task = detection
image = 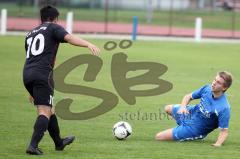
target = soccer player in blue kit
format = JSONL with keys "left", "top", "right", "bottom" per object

{"left": 155, "top": 71, "right": 233, "bottom": 147}
{"left": 23, "top": 6, "right": 100, "bottom": 155}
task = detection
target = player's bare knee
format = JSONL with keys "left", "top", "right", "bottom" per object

{"left": 164, "top": 105, "right": 173, "bottom": 115}
{"left": 37, "top": 105, "right": 51, "bottom": 119}
{"left": 155, "top": 133, "right": 160, "bottom": 140}
{"left": 155, "top": 133, "right": 164, "bottom": 141}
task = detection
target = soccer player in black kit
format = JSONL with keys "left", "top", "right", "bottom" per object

{"left": 23, "top": 6, "right": 100, "bottom": 155}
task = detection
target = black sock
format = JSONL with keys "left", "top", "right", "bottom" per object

{"left": 30, "top": 115, "right": 49, "bottom": 148}
{"left": 48, "top": 114, "right": 62, "bottom": 147}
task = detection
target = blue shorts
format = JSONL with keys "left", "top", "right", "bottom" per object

{"left": 172, "top": 104, "right": 206, "bottom": 141}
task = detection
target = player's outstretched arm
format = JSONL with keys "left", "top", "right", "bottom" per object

{"left": 177, "top": 93, "right": 193, "bottom": 114}
{"left": 64, "top": 34, "right": 100, "bottom": 56}
{"left": 212, "top": 129, "right": 228, "bottom": 147}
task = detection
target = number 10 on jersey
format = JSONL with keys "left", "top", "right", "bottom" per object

{"left": 26, "top": 33, "right": 45, "bottom": 58}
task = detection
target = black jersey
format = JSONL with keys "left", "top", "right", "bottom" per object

{"left": 23, "top": 22, "right": 68, "bottom": 72}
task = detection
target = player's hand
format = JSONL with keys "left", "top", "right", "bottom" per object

{"left": 29, "top": 95, "right": 34, "bottom": 104}
{"left": 87, "top": 44, "right": 100, "bottom": 56}
{"left": 177, "top": 106, "right": 189, "bottom": 114}
{"left": 211, "top": 143, "right": 222, "bottom": 147}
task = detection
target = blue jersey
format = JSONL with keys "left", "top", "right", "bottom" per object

{"left": 190, "top": 85, "right": 231, "bottom": 135}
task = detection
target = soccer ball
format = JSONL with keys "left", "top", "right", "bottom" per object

{"left": 113, "top": 121, "right": 132, "bottom": 140}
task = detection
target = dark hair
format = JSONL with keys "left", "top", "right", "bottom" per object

{"left": 40, "top": 5, "right": 59, "bottom": 23}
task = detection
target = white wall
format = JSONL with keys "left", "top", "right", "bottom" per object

{"left": 101, "top": 0, "right": 190, "bottom": 10}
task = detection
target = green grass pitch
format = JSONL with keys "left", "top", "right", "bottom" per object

{"left": 0, "top": 35, "right": 240, "bottom": 159}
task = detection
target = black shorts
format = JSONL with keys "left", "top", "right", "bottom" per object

{"left": 23, "top": 69, "right": 54, "bottom": 107}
